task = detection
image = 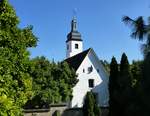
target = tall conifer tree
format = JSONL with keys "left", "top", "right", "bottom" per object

{"left": 141, "top": 52, "right": 150, "bottom": 115}
{"left": 118, "top": 53, "right": 132, "bottom": 116}
{"left": 109, "top": 57, "right": 119, "bottom": 116}
{"left": 83, "top": 92, "right": 101, "bottom": 116}
{"left": 120, "top": 53, "right": 131, "bottom": 88}
{"left": 83, "top": 92, "right": 95, "bottom": 116}
{"left": 123, "top": 16, "right": 150, "bottom": 116}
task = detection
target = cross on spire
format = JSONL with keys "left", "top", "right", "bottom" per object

{"left": 71, "top": 8, "right": 78, "bottom": 31}
{"left": 73, "top": 8, "right": 77, "bottom": 18}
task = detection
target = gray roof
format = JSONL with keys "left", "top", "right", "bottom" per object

{"left": 66, "top": 18, "right": 82, "bottom": 42}
{"left": 64, "top": 48, "right": 91, "bottom": 71}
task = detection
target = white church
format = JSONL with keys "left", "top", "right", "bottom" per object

{"left": 64, "top": 17, "right": 109, "bottom": 108}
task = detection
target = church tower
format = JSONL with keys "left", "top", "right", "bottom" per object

{"left": 66, "top": 17, "right": 83, "bottom": 58}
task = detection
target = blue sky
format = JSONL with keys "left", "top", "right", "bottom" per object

{"left": 9, "top": 0, "right": 150, "bottom": 63}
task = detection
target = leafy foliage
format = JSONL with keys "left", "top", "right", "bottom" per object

{"left": 123, "top": 15, "right": 150, "bottom": 116}
{"left": 25, "top": 56, "right": 77, "bottom": 109}
{"left": 122, "top": 16, "right": 150, "bottom": 57}
{"left": 130, "top": 60, "right": 143, "bottom": 88}
{"left": 83, "top": 92, "right": 101, "bottom": 116}
{"left": 100, "top": 60, "right": 110, "bottom": 74}
{"left": 0, "top": 0, "right": 78, "bottom": 113}
{"left": 53, "top": 110, "right": 61, "bottom": 116}
{"left": 140, "top": 53, "right": 150, "bottom": 115}
{"left": 0, "top": 0, "right": 37, "bottom": 115}
{"left": 122, "top": 16, "right": 147, "bottom": 40}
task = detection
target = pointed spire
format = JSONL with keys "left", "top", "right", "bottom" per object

{"left": 71, "top": 17, "right": 77, "bottom": 31}
{"left": 66, "top": 17, "right": 82, "bottom": 42}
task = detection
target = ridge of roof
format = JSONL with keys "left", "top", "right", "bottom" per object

{"left": 64, "top": 48, "right": 91, "bottom": 71}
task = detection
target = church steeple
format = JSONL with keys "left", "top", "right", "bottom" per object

{"left": 71, "top": 17, "right": 77, "bottom": 31}
{"left": 66, "top": 18, "right": 83, "bottom": 58}
{"left": 66, "top": 18, "right": 82, "bottom": 42}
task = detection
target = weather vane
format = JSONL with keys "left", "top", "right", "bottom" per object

{"left": 73, "top": 8, "right": 77, "bottom": 18}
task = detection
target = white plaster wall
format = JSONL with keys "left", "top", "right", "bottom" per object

{"left": 71, "top": 50, "right": 109, "bottom": 108}
{"left": 88, "top": 51, "right": 109, "bottom": 107}
{"left": 66, "top": 41, "right": 83, "bottom": 58}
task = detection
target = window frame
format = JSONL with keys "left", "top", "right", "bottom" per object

{"left": 83, "top": 69, "right": 85, "bottom": 73}
{"left": 88, "top": 66, "right": 93, "bottom": 74}
{"left": 75, "top": 44, "right": 79, "bottom": 49}
{"left": 88, "top": 79, "right": 94, "bottom": 88}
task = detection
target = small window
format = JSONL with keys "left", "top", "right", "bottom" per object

{"left": 97, "top": 69, "right": 99, "bottom": 73}
{"left": 75, "top": 44, "right": 78, "bottom": 49}
{"left": 88, "top": 79, "right": 94, "bottom": 88}
{"left": 88, "top": 66, "right": 93, "bottom": 73}
{"left": 67, "top": 44, "right": 69, "bottom": 50}
{"left": 83, "top": 69, "right": 85, "bottom": 73}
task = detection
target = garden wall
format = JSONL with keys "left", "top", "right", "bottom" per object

{"left": 24, "top": 104, "right": 68, "bottom": 116}
{"left": 24, "top": 105, "right": 109, "bottom": 116}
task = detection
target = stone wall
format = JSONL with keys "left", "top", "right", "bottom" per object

{"left": 24, "top": 105, "right": 109, "bottom": 116}
{"left": 24, "top": 109, "right": 50, "bottom": 116}
{"left": 101, "top": 107, "right": 109, "bottom": 116}
{"left": 62, "top": 107, "right": 109, "bottom": 116}
{"left": 24, "top": 104, "right": 68, "bottom": 116}
{"left": 50, "top": 104, "right": 68, "bottom": 115}
{"left": 62, "top": 108, "right": 83, "bottom": 116}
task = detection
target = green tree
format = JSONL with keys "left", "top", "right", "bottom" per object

{"left": 25, "top": 56, "right": 60, "bottom": 109}
{"left": 109, "top": 53, "right": 132, "bottom": 116}
{"left": 83, "top": 92, "right": 101, "bottom": 116}
{"left": 25, "top": 57, "right": 77, "bottom": 109}
{"left": 118, "top": 53, "right": 132, "bottom": 116}
{"left": 119, "top": 53, "right": 131, "bottom": 89}
{"left": 0, "top": 0, "right": 37, "bottom": 115}
{"left": 126, "top": 60, "right": 143, "bottom": 116}
{"left": 123, "top": 16, "right": 150, "bottom": 57}
{"left": 53, "top": 110, "right": 61, "bottom": 116}
{"left": 123, "top": 16, "right": 150, "bottom": 115}
{"left": 93, "top": 94, "right": 101, "bottom": 116}
{"left": 57, "top": 62, "right": 78, "bottom": 101}
{"left": 50, "top": 61, "right": 77, "bottom": 103}
{"left": 130, "top": 60, "right": 143, "bottom": 88}
{"left": 108, "top": 57, "right": 119, "bottom": 116}
{"left": 109, "top": 55, "right": 143, "bottom": 116}
{"left": 100, "top": 60, "right": 110, "bottom": 74}
{"left": 141, "top": 53, "right": 150, "bottom": 115}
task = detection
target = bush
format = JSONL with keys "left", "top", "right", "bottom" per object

{"left": 53, "top": 110, "right": 61, "bottom": 116}
{"left": 83, "top": 92, "right": 101, "bottom": 116}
